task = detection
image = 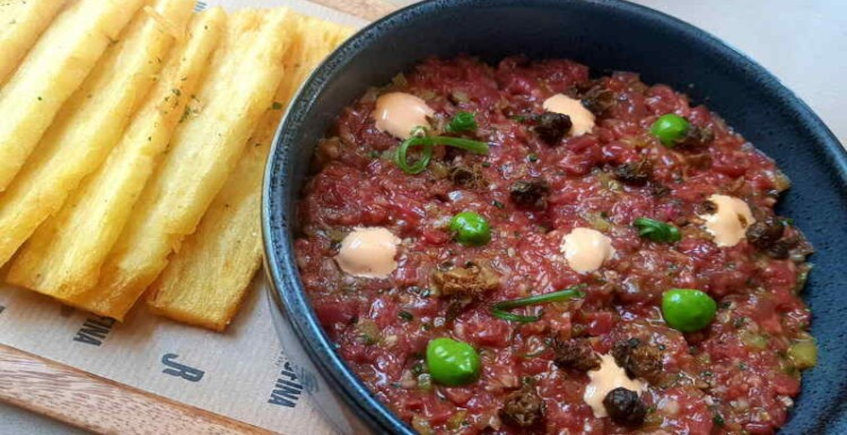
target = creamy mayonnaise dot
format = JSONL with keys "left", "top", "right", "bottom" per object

{"left": 542, "top": 93, "right": 596, "bottom": 136}
{"left": 561, "top": 227, "right": 615, "bottom": 273}
{"left": 373, "top": 92, "right": 435, "bottom": 139}
{"left": 583, "top": 354, "right": 647, "bottom": 418}
{"left": 335, "top": 227, "right": 401, "bottom": 278}
{"left": 700, "top": 194, "right": 755, "bottom": 247}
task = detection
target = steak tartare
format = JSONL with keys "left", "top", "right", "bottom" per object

{"left": 294, "top": 56, "right": 816, "bottom": 434}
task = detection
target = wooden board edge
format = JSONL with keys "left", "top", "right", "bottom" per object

{"left": 309, "top": 0, "right": 396, "bottom": 21}
{"left": 0, "top": 344, "right": 272, "bottom": 434}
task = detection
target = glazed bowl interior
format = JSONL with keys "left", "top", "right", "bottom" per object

{"left": 263, "top": 0, "right": 847, "bottom": 432}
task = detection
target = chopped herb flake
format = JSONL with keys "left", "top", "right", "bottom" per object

{"left": 491, "top": 284, "right": 586, "bottom": 323}
{"left": 446, "top": 111, "right": 478, "bottom": 133}
{"left": 634, "top": 217, "right": 681, "bottom": 243}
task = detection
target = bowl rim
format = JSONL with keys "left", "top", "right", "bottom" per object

{"left": 262, "top": 0, "right": 847, "bottom": 432}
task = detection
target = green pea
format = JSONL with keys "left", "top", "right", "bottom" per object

{"left": 650, "top": 114, "right": 690, "bottom": 146}
{"left": 662, "top": 289, "right": 717, "bottom": 332}
{"left": 426, "top": 337, "right": 481, "bottom": 386}
{"left": 449, "top": 211, "right": 491, "bottom": 246}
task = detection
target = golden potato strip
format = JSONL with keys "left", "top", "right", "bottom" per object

{"left": 0, "top": 0, "right": 194, "bottom": 267}
{"left": 144, "top": 122, "right": 269, "bottom": 331}
{"left": 0, "top": 0, "right": 146, "bottom": 191}
{"left": 146, "top": 15, "right": 353, "bottom": 331}
{"left": 0, "top": 0, "right": 66, "bottom": 86}
{"left": 6, "top": 9, "right": 226, "bottom": 299}
{"left": 71, "top": 8, "right": 294, "bottom": 320}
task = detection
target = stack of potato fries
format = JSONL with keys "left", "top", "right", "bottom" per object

{"left": 0, "top": 0, "right": 351, "bottom": 331}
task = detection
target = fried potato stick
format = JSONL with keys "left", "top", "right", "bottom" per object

{"left": 146, "top": 15, "right": 353, "bottom": 330}
{"left": 0, "top": 0, "right": 194, "bottom": 268}
{"left": 72, "top": 8, "right": 294, "bottom": 320}
{"left": 7, "top": 8, "right": 226, "bottom": 301}
{"left": 0, "top": 0, "right": 146, "bottom": 191}
{"left": 0, "top": 0, "right": 66, "bottom": 85}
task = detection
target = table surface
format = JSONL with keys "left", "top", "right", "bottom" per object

{"left": 2, "top": 0, "right": 844, "bottom": 433}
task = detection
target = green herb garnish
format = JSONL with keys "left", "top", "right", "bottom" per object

{"left": 395, "top": 135, "right": 488, "bottom": 174}
{"left": 446, "top": 111, "right": 478, "bottom": 133}
{"left": 491, "top": 284, "right": 586, "bottom": 323}
{"left": 634, "top": 217, "right": 681, "bottom": 243}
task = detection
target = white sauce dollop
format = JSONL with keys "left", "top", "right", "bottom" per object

{"left": 700, "top": 194, "right": 755, "bottom": 247}
{"left": 561, "top": 227, "right": 615, "bottom": 273}
{"left": 373, "top": 92, "right": 434, "bottom": 139}
{"left": 335, "top": 227, "right": 400, "bottom": 278}
{"left": 583, "top": 354, "right": 647, "bottom": 418}
{"left": 542, "top": 93, "right": 596, "bottom": 136}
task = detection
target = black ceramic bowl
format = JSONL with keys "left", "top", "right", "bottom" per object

{"left": 262, "top": 0, "right": 847, "bottom": 433}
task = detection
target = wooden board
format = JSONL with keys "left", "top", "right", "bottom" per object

{"left": 0, "top": 0, "right": 394, "bottom": 433}
{"left": 0, "top": 344, "right": 270, "bottom": 434}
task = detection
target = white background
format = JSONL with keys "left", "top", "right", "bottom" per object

{"left": 2, "top": 0, "right": 844, "bottom": 433}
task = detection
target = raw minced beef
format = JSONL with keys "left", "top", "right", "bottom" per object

{"left": 295, "top": 56, "right": 814, "bottom": 434}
